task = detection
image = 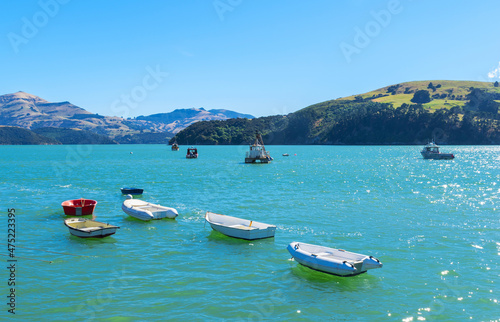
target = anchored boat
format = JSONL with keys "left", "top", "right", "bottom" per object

{"left": 420, "top": 141, "right": 454, "bottom": 160}
{"left": 122, "top": 195, "right": 178, "bottom": 221}
{"left": 205, "top": 212, "right": 276, "bottom": 240}
{"left": 64, "top": 217, "right": 119, "bottom": 238}
{"left": 120, "top": 187, "right": 143, "bottom": 195}
{"left": 245, "top": 132, "right": 272, "bottom": 163}
{"left": 61, "top": 198, "right": 97, "bottom": 216}
{"left": 186, "top": 147, "right": 198, "bottom": 159}
{"left": 287, "top": 242, "right": 383, "bottom": 277}
{"left": 171, "top": 140, "right": 179, "bottom": 151}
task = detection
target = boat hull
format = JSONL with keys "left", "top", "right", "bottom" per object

{"left": 421, "top": 152, "right": 454, "bottom": 160}
{"left": 61, "top": 199, "right": 97, "bottom": 216}
{"left": 287, "top": 242, "right": 382, "bottom": 277}
{"left": 245, "top": 157, "right": 271, "bottom": 163}
{"left": 64, "top": 218, "right": 119, "bottom": 238}
{"left": 120, "top": 187, "right": 144, "bottom": 195}
{"left": 205, "top": 212, "right": 276, "bottom": 240}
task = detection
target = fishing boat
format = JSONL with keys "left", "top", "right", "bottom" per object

{"left": 171, "top": 140, "right": 179, "bottom": 151}
{"left": 420, "top": 141, "right": 454, "bottom": 160}
{"left": 122, "top": 195, "right": 178, "bottom": 221}
{"left": 282, "top": 153, "right": 289, "bottom": 156}
{"left": 120, "top": 187, "right": 143, "bottom": 195}
{"left": 64, "top": 217, "right": 119, "bottom": 238}
{"left": 245, "top": 132, "right": 272, "bottom": 163}
{"left": 205, "top": 212, "right": 276, "bottom": 240}
{"left": 287, "top": 242, "right": 383, "bottom": 277}
{"left": 61, "top": 198, "right": 97, "bottom": 216}
{"left": 186, "top": 147, "right": 198, "bottom": 159}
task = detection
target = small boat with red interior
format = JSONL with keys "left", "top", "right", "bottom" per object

{"left": 186, "top": 147, "right": 198, "bottom": 159}
{"left": 61, "top": 198, "right": 97, "bottom": 216}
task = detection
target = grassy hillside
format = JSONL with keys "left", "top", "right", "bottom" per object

{"left": 343, "top": 80, "right": 500, "bottom": 111}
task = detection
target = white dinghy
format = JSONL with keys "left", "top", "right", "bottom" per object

{"left": 287, "top": 242, "right": 383, "bottom": 277}
{"left": 122, "top": 195, "right": 178, "bottom": 221}
{"left": 205, "top": 212, "right": 276, "bottom": 240}
{"left": 64, "top": 218, "right": 119, "bottom": 238}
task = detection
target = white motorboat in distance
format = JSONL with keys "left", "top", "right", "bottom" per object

{"left": 64, "top": 218, "right": 119, "bottom": 238}
{"left": 122, "top": 195, "right": 178, "bottom": 221}
{"left": 420, "top": 141, "right": 454, "bottom": 160}
{"left": 205, "top": 212, "right": 276, "bottom": 240}
{"left": 287, "top": 242, "right": 383, "bottom": 277}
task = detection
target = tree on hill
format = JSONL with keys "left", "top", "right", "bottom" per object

{"left": 427, "top": 82, "right": 438, "bottom": 92}
{"left": 495, "top": 81, "right": 499, "bottom": 87}
{"left": 386, "top": 84, "right": 401, "bottom": 95}
{"left": 466, "top": 88, "right": 499, "bottom": 114}
{"left": 411, "top": 90, "right": 431, "bottom": 103}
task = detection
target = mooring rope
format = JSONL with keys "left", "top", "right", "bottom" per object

{"left": 0, "top": 254, "right": 52, "bottom": 263}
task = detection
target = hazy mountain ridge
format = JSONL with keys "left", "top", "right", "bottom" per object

{"left": 134, "top": 108, "right": 255, "bottom": 134}
{"left": 0, "top": 92, "right": 254, "bottom": 143}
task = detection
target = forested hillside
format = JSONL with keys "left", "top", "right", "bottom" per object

{"left": 172, "top": 81, "right": 500, "bottom": 145}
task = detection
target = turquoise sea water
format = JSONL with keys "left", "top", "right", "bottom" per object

{"left": 1, "top": 145, "right": 498, "bottom": 321}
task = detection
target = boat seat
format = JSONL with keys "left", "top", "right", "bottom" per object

{"left": 311, "top": 252, "right": 332, "bottom": 257}
{"left": 79, "top": 227, "right": 103, "bottom": 231}
{"left": 229, "top": 224, "right": 257, "bottom": 230}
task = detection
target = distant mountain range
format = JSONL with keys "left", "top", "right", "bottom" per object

{"left": 134, "top": 108, "right": 254, "bottom": 133}
{"left": 4, "top": 81, "right": 500, "bottom": 146}
{"left": 0, "top": 92, "right": 254, "bottom": 144}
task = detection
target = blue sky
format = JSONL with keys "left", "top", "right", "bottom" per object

{"left": 1, "top": 0, "right": 499, "bottom": 118}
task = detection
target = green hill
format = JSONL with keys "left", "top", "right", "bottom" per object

{"left": 32, "top": 127, "right": 117, "bottom": 144}
{"left": 344, "top": 80, "right": 500, "bottom": 112}
{"left": 0, "top": 126, "right": 60, "bottom": 145}
{"left": 172, "top": 80, "right": 500, "bottom": 145}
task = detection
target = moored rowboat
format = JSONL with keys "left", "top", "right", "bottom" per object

{"left": 64, "top": 218, "right": 119, "bottom": 238}
{"left": 61, "top": 198, "right": 97, "bottom": 216}
{"left": 205, "top": 212, "right": 276, "bottom": 240}
{"left": 122, "top": 195, "right": 178, "bottom": 221}
{"left": 120, "top": 187, "right": 144, "bottom": 195}
{"left": 287, "top": 242, "right": 383, "bottom": 277}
